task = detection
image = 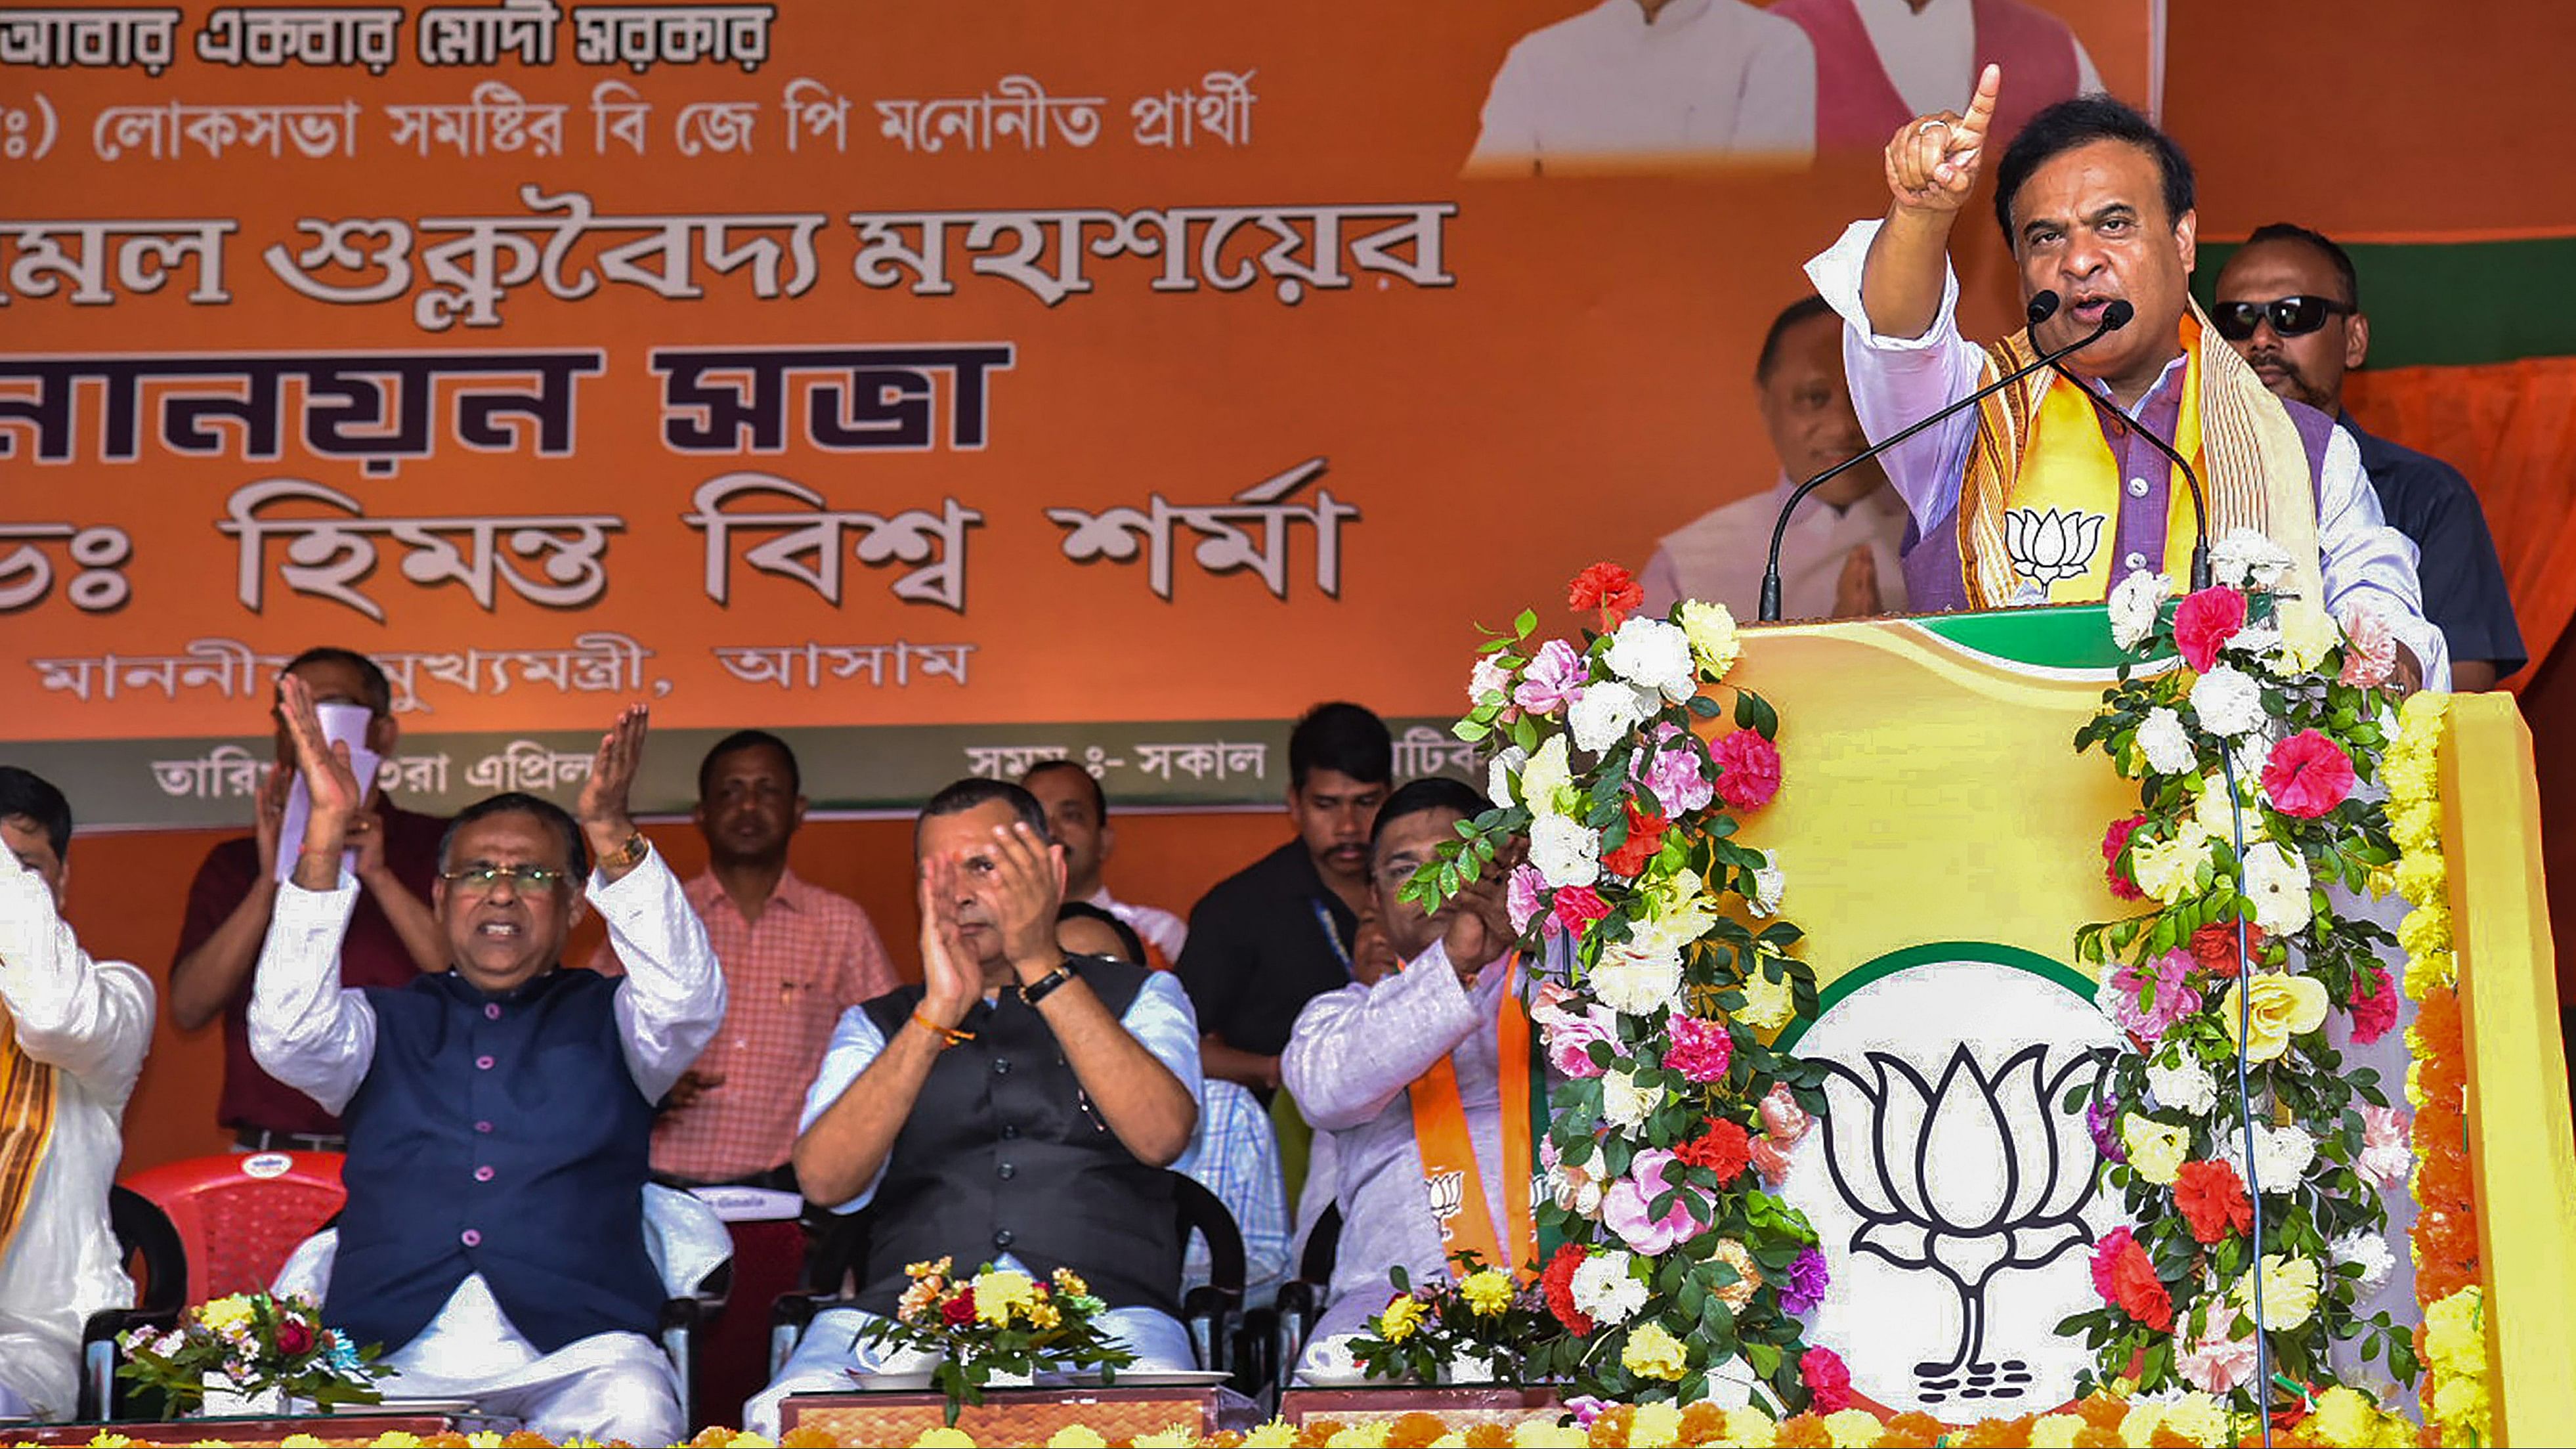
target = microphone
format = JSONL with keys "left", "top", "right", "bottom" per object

{"left": 2042, "top": 305, "right": 2212, "bottom": 592}
{"left": 1755, "top": 290, "right": 2125, "bottom": 622}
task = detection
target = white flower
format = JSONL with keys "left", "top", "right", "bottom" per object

{"left": 1528, "top": 813, "right": 1601, "bottom": 889}
{"left": 1748, "top": 849, "right": 1786, "bottom": 919}
{"left": 2210, "top": 528, "right": 2294, "bottom": 591}
{"left": 1446, "top": 1351, "right": 1499, "bottom": 1384}
{"left": 1306, "top": 1333, "right": 1363, "bottom": 1377}
{"left": 2189, "top": 664, "right": 2265, "bottom": 738}
{"left": 1605, "top": 616, "right": 1698, "bottom": 703}
{"left": 2330, "top": 1229, "right": 2396, "bottom": 1295}
{"left": 2137, "top": 707, "right": 2197, "bottom": 775}
{"left": 2234, "top": 1121, "right": 2318, "bottom": 1193}
{"left": 2145, "top": 1054, "right": 2218, "bottom": 1116}
{"left": 1487, "top": 745, "right": 1528, "bottom": 811}
{"left": 2225, "top": 624, "right": 2281, "bottom": 662}
{"left": 2109, "top": 569, "right": 2171, "bottom": 651}
{"left": 2241, "top": 841, "right": 2313, "bottom": 934}
{"left": 1590, "top": 940, "right": 1683, "bottom": 1017}
{"left": 1550, "top": 1159, "right": 1605, "bottom": 1218}
{"left": 1520, "top": 735, "right": 1574, "bottom": 818}
{"left": 1569, "top": 1249, "right": 1648, "bottom": 1325}
{"left": 1469, "top": 656, "right": 1513, "bottom": 706}
{"left": 1568, "top": 680, "right": 1653, "bottom": 754}
{"left": 1602, "top": 1068, "right": 1662, "bottom": 1129}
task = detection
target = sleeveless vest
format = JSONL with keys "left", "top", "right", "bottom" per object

{"left": 1772, "top": 0, "right": 2079, "bottom": 151}
{"left": 853, "top": 957, "right": 1180, "bottom": 1319}
{"left": 326, "top": 968, "right": 662, "bottom": 1355}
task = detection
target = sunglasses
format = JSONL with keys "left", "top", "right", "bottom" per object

{"left": 2212, "top": 295, "right": 2353, "bottom": 341}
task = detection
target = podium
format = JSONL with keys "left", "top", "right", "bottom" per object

{"left": 1713, "top": 605, "right": 2575, "bottom": 1435}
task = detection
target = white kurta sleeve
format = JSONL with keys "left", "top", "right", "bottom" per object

{"left": 1805, "top": 217, "right": 1988, "bottom": 534}
{"left": 247, "top": 873, "right": 379, "bottom": 1117}
{"left": 2315, "top": 425, "right": 2449, "bottom": 689}
{"left": 1281, "top": 942, "right": 1486, "bottom": 1132}
{"left": 601, "top": 850, "right": 728, "bottom": 1104}
{"left": 0, "top": 850, "right": 152, "bottom": 1094}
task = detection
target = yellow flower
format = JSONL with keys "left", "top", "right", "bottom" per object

{"left": 1737, "top": 968, "right": 1795, "bottom": 1032}
{"left": 2231, "top": 1254, "right": 2320, "bottom": 1332}
{"left": 2403, "top": 948, "right": 2454, "bottom": 1001}
{"left": 370, "top": 1436, "right": 426, "bottom": 1448}
{"left": 912, "top": 1431, "right": 977, "bottom": 1448}
{"left": 1243, "top": 1421, "right": 1299, "bottom": 1449}
{"left": 1430, "top": 1435, "right": 1469, "bottom": 1449}
{"left": 2028, "top": 1413, "right": 2088, "bottom": 1449}
{"left": 2380, "top": 748, "right": 2435, "bottom": 808}
{"left": 198, "top": 1295, "right": 256, "bottom": 1332}
{"left": 2116, "top": 1401, "right": 2164, "bottom": 1448}
{"left": 2220, "top": 972, "right": 2328, "bottom": 1063}
{"left": 2399, "top": 687, "right": 2452, "bottom": 735}
{"left": 1323, "top": 1423, "right": 1392, "bottom": 1449}
{"left": 2189, "top": 776, "right": 2259, "bottom": 844}
{"left": 281, "top": 1438, "right": 328, "bottom": 1449}
{"left": 1512, "top": 1422, "right": 1587, "bottom": 1449}
{"left": 2275, "top": 597, "right": 2338, "bottom": 674}
{"left": 1458, "top": 1267, "right": 1514, "bottom": 1317}
{"left": 2397, "top": 901, "right": 2451, "bottom": 958}
{"left": 2394, "top": 847, "right": 2448, "bottom": 905}
{"left": 2309, "top": 1386, "right": 2380, "bottom": 1449}
{"left": 972, "top": 1268, "right": 1037, "bottom": 1326}
{"left": 2432, "top": 1374, "right": 2491, "bottom": 1433}
{"left": 2405, "top": 1060, "right": 2428, "bottom": 1110}
{"left": 2121, "top": 1114, "right": 2191, "bottom": 1186}
{"left": 1678, "top": 599, "right": 1743, "bottom": 680}
{"left": 1709, "top": 1237, "right": 1763, "bottom": 1309}
{"left": 1628, "top": 1401, "right": 1683, "bottom": 1448}
{"left": 1376, "top": 1294, "right": 1425, "bottom": 1342}
{"left": 465, "top": 1435, "right": 505, "bottom": 1449}
{"left": 87, "top": 1438, "right": 138, "bottom": 1449}
{"left": 729, "top": 1438, "right": 778, "bottom": 1448}
{"left": 2160, "top": 1391, "right": 2231, "bottom": 1448}
{"left": 1027, "top": 1298, "right": 1062, "bottom": 1330}
{"left": 1824, "top": 1408, "right": 1885, "bottom": 1448}
{"left": 1050, "top": 1266, "right": 1089, "bottom": 1299}
{"left": 1520, "top": 735, "right": 1576, "bottom": 819}
{"left": 905, "top": 1255, "right": 954, "bottom": 1280}
{"left": 1140, "top": 1425, "right": 1208, "bottom": 1448}
{"left": 2389, "top": 799, "right": 2441, "bottom": 854}
{"left": 2424, "top": 1286, "right": 2486, "bottom": 1375}
{"left": 1723, "top": 1407, "right": 1780, "bottom": 1448}
{"left": 1620, "top": 1320, "right": 1688, "bottom": 1379}
{"left": 1044, "top": 1432, "right": 1107, "bottom": 1449}
{"left": 2128, "top": 834, "right": 2214, "bottom": 905}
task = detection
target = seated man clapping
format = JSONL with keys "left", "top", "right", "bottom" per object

{"left": 748, "top": 780, "right": 1201, "bottom": 1435}
{"left": 251, "top": 680, "right": 723, "bottom": 1445}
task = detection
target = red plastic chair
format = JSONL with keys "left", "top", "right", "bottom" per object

{"left": 120, "top": 1152, "right": 349, "bottom": 1303}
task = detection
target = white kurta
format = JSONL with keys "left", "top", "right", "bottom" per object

{"left": 1641, "top": 473, "right": 1914, "bottom": 620}
{"left": 249, "top": 852, "right": 724, "bottom": 1446}
{"left": 0, "top": 850, "right": 150, "bottom": 1421}
{"left": 1469, "top": 0, "right": 1816, "bottom": 171}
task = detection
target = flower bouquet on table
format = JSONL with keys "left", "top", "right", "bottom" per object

{"left": 2066, "top": 530, "right": 2424, "bottom": 1434}
{"left": 1341, "top": 1251, "right": 1565, "bottom": 1385}
{"left": 117, "top": 1291, "right": 389, "bottom": 1416}
{"left": 853, "top": 1257, "right": 1135, "bottom": 1425}
{"left": 1405, "top": 562, "right": 1841, "bottom": 1414}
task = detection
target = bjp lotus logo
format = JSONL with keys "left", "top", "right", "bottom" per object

{"left": 1425, "top": 1169, "right": 1466, "bottom": 1239}
{"left": 1815, "top": 1041, "right": 2114, "bottom": 1404}
{"left": 2003, "top": 508, "right": 2105, "bottom": 587}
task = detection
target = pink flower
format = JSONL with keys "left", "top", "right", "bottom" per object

{"left": 2174, "top": 586, "right": 2248, "bottom": 673}
{"left": 1799, "top": 1346, "right": 1853, "bottom": 1414}
{"left": 2109, "top": 949, "right": 2202, "bottom": 1042}
{"left": 1602, "top": 1149, "right": 1702, "bottom": 1255}
{"left": 1550, "top": 884, "right": 1610, "bottom": 937}
{"left": 2102, "top": 814, "right": 2147, "bottom": 900}
{"left": 2358, "top": 1104, "right": 2413, "bottom": 1188}
{"left": 1707, "top": 729, "right": 1782, "bottom": 813}
{"left": 2351, "top": 964, "right": 2399, "bottom": 1045}
{"left": 1664, "top": 1015, "right": 1733, "bottom": 1083}
{"left": 1748, "top": 1136, "right": 1793, "bottom": 1185}
{"left": 2263, "top": 729, "right": 2357, "bottom": 819}
{"left": 1505, "top": 863, "right": 1547, "bottom": 936}
{"left": 2176, "top": 1319, "right": 2259, "bottom": 1395}
{"left": 2338, "top": 605, "right": 2397, "bottom": 687}
{"left": 1632, "top": 725, "right": 1715, "bottom": 817}
{"left": 1757, "top": 1083, "right": 1812, "bottom": 1144}
{"left": 2088, "top": 1226, "right": 2136, "bottom": 1305}
{"left": 1514, "top": 638, "right": 1587, "bottom": 715}
{"left": 1542, "top": 1002, "right": 1620, "bottom": 1080}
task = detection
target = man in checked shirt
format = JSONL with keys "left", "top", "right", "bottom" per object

{"left": 591, "top": 729, "right": 896, "bottom": 1190}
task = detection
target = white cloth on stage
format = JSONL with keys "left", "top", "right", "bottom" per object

{"left": 0, "top": 849, "right": 151, "bottom": 1421}
{"left": 1086, "top": 886, "right": 1189, "bottom": 964}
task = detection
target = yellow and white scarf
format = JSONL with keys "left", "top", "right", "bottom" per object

{"left": 0, "top": 1001, "right": 58, "bottom": 1259}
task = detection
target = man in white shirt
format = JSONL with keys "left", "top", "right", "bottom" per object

{"left": 1467, "top": 0, "right": 1816, "bottom": 175}
{"left": 250, "top": 684, "right": 723, "bottom": 1446}
{"left": 0, "top": 768, "right": 151, "bottom": 1422}
{"left": 1641, "top": 295, "right": 1914, "bottom": 620}
{"left": 1023, "top": 760, "right": 1188, "bottom": 969}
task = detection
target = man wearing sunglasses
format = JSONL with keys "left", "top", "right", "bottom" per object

{"left": 1801, "top": 68, "right": 2443, "bottom": 687}
{"left": 249, "top": 681, "right": 725, "bottom": 1446}
{"left": 2214, "top": 224, "right": 2524, "bottom": 690}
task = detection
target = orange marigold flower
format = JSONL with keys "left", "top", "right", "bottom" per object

{"left": 501, "top": 1435, "right": 555, "bottom": 1448}
{"left": 1677, "top": 1402, "right": 1730, "bottom": 1446}
{"left": 421, "top": 1437, "right": 472, "bottom": 1449}
{"left": 2076, "top": 1394, "right": 2128, "bottom": 1431}
{"left": 780, "top": 1431, "right": 841, "bottom": 1449}
{"left": 1775, "top": 1412, "right": 1834, "bottom": 1448}
{"left": 1956, "top": 1414, "right": 2034, "bottom": 1448}
{"left": 2073, "top": 1429, "right": 2124, "bottom": 1449}
{"left": 1389, "top": 1412, "right": 1449, "bottom": 1448}
{"left": 1295, "top": 1419, "right": 1346, "bottom": 1448}
{"left": 1878, "top": 1410, "right": 1944, "bottom": 1447}
{"left": 2150, "top": 1427, "right": 2197, "bottom": 1448}
{"left": 1465, "top": 1426, "right": 1515, "bottom": 1449}
{"left": 1206, "top": 1435, "right": 1248, "bottom": 1449}
{"left": 1587, "top": 1405, "right": 1635, "bottom": 1447}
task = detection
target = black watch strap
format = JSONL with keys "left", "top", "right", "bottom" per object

{"left": 1020, "top": 959, "right": 1078, "bottom": 1005}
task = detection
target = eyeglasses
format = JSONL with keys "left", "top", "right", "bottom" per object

{"left": 2212, "top": 295, "right": 2353, "bottom": 341}
{"left": 438, "top": 863, "right": 569, "bottom": 891}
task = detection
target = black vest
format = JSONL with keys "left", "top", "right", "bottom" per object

{"left": 326, "top": 968, "right": 664, "bottom": 1354}
{"left": 853, "top": 957, "right": 1180, "bottom": 1318}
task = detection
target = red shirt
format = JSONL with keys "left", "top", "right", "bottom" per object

{"left": 173, "top": 800, "right": 446, "bottom": 1136}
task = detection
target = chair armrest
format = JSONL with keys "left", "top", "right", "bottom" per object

{"left": 768, "top": 1290, "right": 855, "bottom": 1381}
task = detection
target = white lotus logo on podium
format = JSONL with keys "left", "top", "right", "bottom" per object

{"left": 2002, "top": 508, "right": 2106, "bottom": 587}
{"left": 1778, "top": 951, "right": 2130, "bottom": 1416}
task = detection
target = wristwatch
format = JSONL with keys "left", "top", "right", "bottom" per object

{"left": 1019, "top": 957, "right": 1078, "bottom": 1005}
{"left": 597, "top": 830, "right": 651, "bottom": 871}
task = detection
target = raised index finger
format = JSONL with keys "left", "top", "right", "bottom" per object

{"left": 1956, "top": 64, "right": 2002, "bottom": 146}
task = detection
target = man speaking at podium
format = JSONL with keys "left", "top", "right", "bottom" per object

{"left": 1800, "top": 66, "right": 2445, "bottom": 689}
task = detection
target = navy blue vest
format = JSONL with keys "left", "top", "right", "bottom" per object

{"left": 852, "top": 957, "right": 1180, "bottom": 1319}
{"left": 326, "top": 967, "right": 663, "bottom": 1355}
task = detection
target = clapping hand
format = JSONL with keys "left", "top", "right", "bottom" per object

{"left": 276, "top": 674, "right": 364, "bottom": 890}
{"left": 986, "top": 821, "right": 1070, "bottom": 983}
{"left": 1887, "top": 64, "right": 2000, "bottom": 215}
{"left": 916, "top": 852, "right": 984, "bottom": 1027}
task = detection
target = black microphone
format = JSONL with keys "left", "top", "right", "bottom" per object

{"left": 2042, "top": 303, "right": 2212, "bottom": 593}
{"left": 1755, "top": 290, "right": 2125, "bottom": 622}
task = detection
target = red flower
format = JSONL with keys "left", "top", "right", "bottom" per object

{"left": 2262, "top": 729, "right": 2357, "bottom": 819}
{"left": 2351, "top": 964, "right": 2399, "bottom": 1045}
{"left": 2188, "top": 920, "right": 2263, "bottom": 978}
{"left": 2101, "top": 815, "right": 2147, "bottom": 900}
{"left": 273, "top": 1318, "right": 314, "bottom": 1356}
{"left": 1601, "top": 799, "right": 1669, "bottom": 878}
{"left": 1673, "top": 1116, "right": 1752, "bottom": 1182}
{"left": 1799, "top": 1345, "right": 1853, "bottom": 1414}
{"left": 941, "top": 1287, "right": 977, "bottom": 1326}
{"left": 2173, "top": 1158, "right": 2253, "bottom": 1245}
{"left": 1549, "top": 884, "right": 1610, "bottom": 935}
{"left": 1539, "top": 1242, "right": 1594, "bottom": 1335}
{"left": 2087, "top": 1226, "right": 2133, "bottom": 1304}
{"left": 2172, "top": 586, "right": 2248, "bottom": 673}
{"left": 1707, "top": 730, "right": 1782, "bottom": 813}
{"left": 1568, "top": 563, "right": 1645, "bottom": 627}
{"left": 2099, "top": 1232, "right": 2174, "bottom": 1331}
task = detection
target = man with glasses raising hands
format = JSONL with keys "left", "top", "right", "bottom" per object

{"left": 2212, "top": 224, "right": 2525, "bottom": 690}
{"left": 251, "top": 680, "right": 724, "bottom": 1446}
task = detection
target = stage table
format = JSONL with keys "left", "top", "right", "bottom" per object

{"left": 781, "top": 1383, "right": 1256, "bottom": 1442}
{"left": 1279, "top": 1385, "right": 1566, "bottom": 1431}
{"left": 0, "top": 1411, "right": 513, "bottom": 1446}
